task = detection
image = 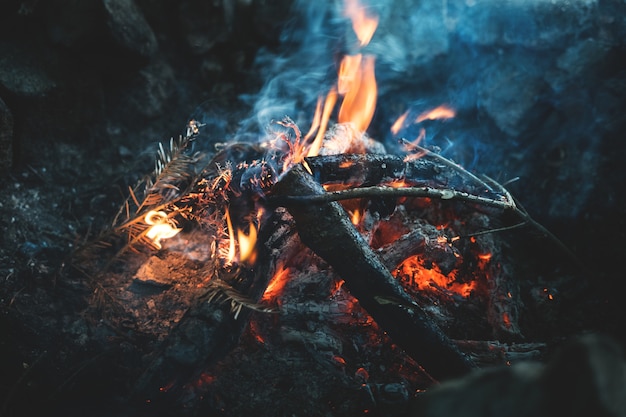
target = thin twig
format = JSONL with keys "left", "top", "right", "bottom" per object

{"left": 456, "top": 222, "right": 528, "bottom": 240}
{"left": 270, "top": 185, "right": 516, "bottom": 211}
{"left": 270, "top": 169, "right": 585, "bottom": 270}
{"left": 401, "top": 139, "right": 495, "bottom": 193}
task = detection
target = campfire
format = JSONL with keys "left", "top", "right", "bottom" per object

{"left": 3, "top": 0, "right": 625, "bottom": 416}
{"left": 72, "top": 0, "right": 586, "bottom": 413}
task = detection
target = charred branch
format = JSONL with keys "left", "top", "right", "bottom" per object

{"left": 270, "top": 185, "right": 516, "bottom": 212}
{"left": 270, "top": 164, "right": 476, "bottom": 381}
{"left": 376, "top": 226, "right": 461, "bottom": 276}
{"left": 304, "top": 153, "right": 498, "bottom": 196}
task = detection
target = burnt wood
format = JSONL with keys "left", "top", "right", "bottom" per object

{"left": 305, "top": 153, "right": 498, "bottom": 198}
{"left": 131, "top": 208, "right": 294, "bottom": 405}
{"left": 271, "top": 164, "right": 476, "bottom": 381}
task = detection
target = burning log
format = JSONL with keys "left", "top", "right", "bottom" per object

{"left": 270, "top": 163, "right": 476, "bottom": 381}
{"left": 375, "top": 220, "right": 462, "bottom": 276}
{"left": 131, "top": 202, "right": 299, "bottom": 404}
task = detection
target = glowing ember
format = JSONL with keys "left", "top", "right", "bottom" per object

{"left": 331, "top": 279, "right": 346, "bottom": 296}
{"left": 396, "top": 255, "right": 475, "bottom": 297}
{"left": 477, "top": 252, "right": 492, "bottom": 270}
{"left": 478, "top": 253, "right": 492, "bottom": 261}
{"left": 383, "top": 179, "right": 412, "bottom": 188}
{"left": 502, "top": 312, "right": 512, "bottom": 328}
{"left": 144, "top": 210, "right": 181, "bottom": 249}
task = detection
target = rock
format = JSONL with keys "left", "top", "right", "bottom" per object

{"left": 409, "top": 333, "right": 626, "bottom": 417}
{"left": 546, "top": 38, "right": 611, "bottom": 92}
{"left": 0, "top": 41, "right": 57, "bottom": 98}
{"left": 0, "top": 96, "right": 13, "bottom": 174}
{"left": 43, "top": 0, "right": 103, "bottom": 49}
{"left": 110, "top": 58, "right": 176, "bottom": 123}
{"left": 103, "top": 0, "right": 158, "bottom": 60}
{"left": 371, "top": 0, "right": 450, "bottom": 73}
{"left": 541, "top": 333, "right": 626, "bottom": 417}
{"left": 178, "top": 0, "right": 231, "bottom": 55}
{"left": 477, "top": 61, "right": 546, "bottom": 137}
{"left": 250, "top": 0, "right": 293, "bottom": 45}
{"left": 447, "top": 0, "right": 599, "bottom": 49}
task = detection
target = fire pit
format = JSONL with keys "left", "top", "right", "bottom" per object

{"left": 1, "top": 0, "right": 625, "bottom": 416}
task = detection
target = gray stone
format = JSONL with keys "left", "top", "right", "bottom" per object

{"left": 178, "top": 0, "right": 231, "bottom": 55}
{"left": 103, "top": 0, "right": 158, "bottom": 59}
{"left": 44, "top": 0, "right": 102, "bottom": 48}
{"left": 122, "top": 59, "right": 176, "bottom": 118}
{"left": 478, "top": 61, "right": 546, "bottom": 137}
{"left": 0, "top": 41, "right": 57, "bottom": 98}
{"left": 409, "top": 333, "right": 626, "bottom": 417}
{"left": 0, "top": 96, "right": 13, "bottom": 174}
{"left": 371, "top": 0, "right": 450, "bottom": 72}
{"left": 447, "top": 0, "right": 598, "bottom": 49}
{"left": 546, "top": 38, "right": 611, "bottom": 91}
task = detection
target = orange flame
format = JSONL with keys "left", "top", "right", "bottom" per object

{"left": 321, "top": 0, "right": 379, "bottom": 151}
{"left": 237, "top": 221, "right": 258, "bottom": 264}
{"left": 144, "top": 210, "right": 181, "bottom": 249}
{"left": 338, "top": 54, "right": 377, "bottom": 134}
{"left": 338, "top": 54, "right": 363, "bottom": 95}
{"left": 306, "top": 88, "right": 338, "bottom": 158}
{"left": 351, "top": 208, "right": 362, "bottom": 226}
{"left": 262, "top": 264, "right": 291, "bottom": 302}
{"left": 343, "top": 0, "right": 379, "bottom": 47}
{"left": 225, "top": 208, "right": 259, "bottom": 265}
{"left": 303, "top": 96, "right": 323, "bottom": 143}
{"left": 384, "top": 179, "right": 412, "bottom": 188}
{"left": 278, "top": 0, "right": 379, "bottom": 167}
{"left": 390, "top": 110, "right": 409, "bottom": 135}
{"left": 284, "top": 0, "right": 379, "bottom": 164}
{"left": 415, "top": 105, "right": 455, "bottom": 123}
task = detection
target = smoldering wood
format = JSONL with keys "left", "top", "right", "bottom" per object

{"left": 270, "top": 164, "right": 476, "bottom": 381}
{"left": 132, "top": 208, "right": 294, "bottom": 403}
{"left": 376, "top": 225, "right": 462, "bottom": 276}
{"left": 467, "top": 214, "right": 522, "bottom": 341}
{"left": 300, "top": 153, "right": 583, "bottom": 272}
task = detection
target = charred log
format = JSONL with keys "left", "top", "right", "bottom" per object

{"left": 376, "top": 223, "right": 462, "bottom": 276}
{"left": 270, "top": 164, "right": 476, "bottom": 381}
{"left": 304, "top": 153, "right": 499, "bottom": 198}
